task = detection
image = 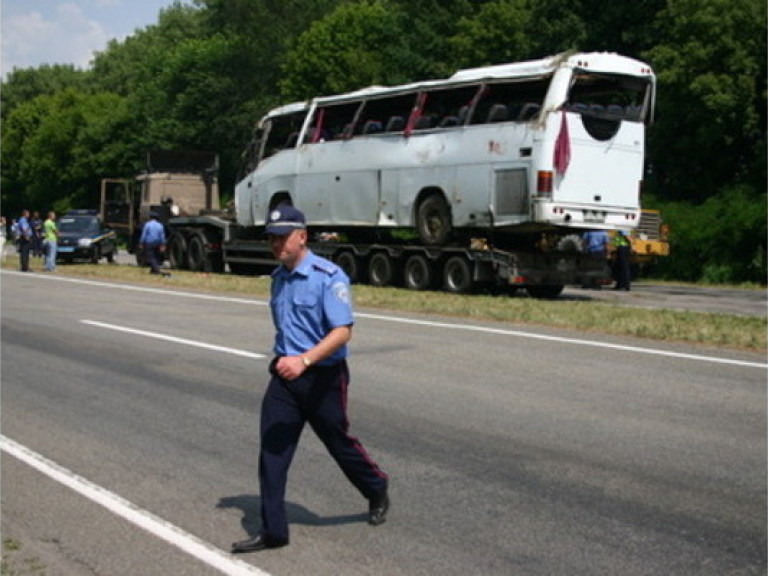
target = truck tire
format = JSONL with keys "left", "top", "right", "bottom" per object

{"left": 526, "top": 284, "right": 564, "bottom": 299}
{"left": 168, "top": 233, "right": 188, "bottom": 269}
{"left": 334, "top": 251, "right": 360, "bottom": 283}
{"left": 403, "top": 254, "right": 435, "bottom": 291}
{"left": 106, "top": 247, "right": 116, "bottom": 263}
{"left": 416, "top": 194, "right": 451, "bottom": 246}
{"left": 442, "top": 255, "right": 473, "bottom": 294}
{"left": 186, "top": 233, "right": 208, "bottom": 272}
{"left": 368, "top": 252, "right": 396, "bottom": 287}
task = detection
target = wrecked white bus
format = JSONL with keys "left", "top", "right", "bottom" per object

{"left": 235, "top": 51, "right": 655, "bottom": 249}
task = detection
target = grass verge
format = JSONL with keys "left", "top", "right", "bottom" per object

{"left": 3, "top": 257, "right": 765, "bottom": 353}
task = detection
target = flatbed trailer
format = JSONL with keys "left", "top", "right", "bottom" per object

{"left": 165, "top": 215, "right": 611, "bottom": 298}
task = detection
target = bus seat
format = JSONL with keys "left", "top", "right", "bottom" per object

{"left": 285, "top": 132, "right": 299, "bottom": 148}
{"left": 414, "top": 115, "right": 435, "bottom": 129}
{"left": 486, "top": 104, "right": 509, "bottom": 123}
{"left": 385, "top": 115, "right": 405, "bottom": 132}
{"left": 589, "top": 104, "right": 605, "bottom": 115}
{"left": 439, "top": 115, "right": 460, "bottom": 127}
{"left": 625, "top": 105, "right": 642, "bottom": 121}
{"left": 362, "top": 120, "right": 383, "bottom": 134}
{"left": 517, "top": 103, "right": 541, "bottom": 121}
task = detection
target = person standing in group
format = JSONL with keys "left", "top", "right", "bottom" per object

{"left": 16, "top": 210, "right": 33, "bottom": 271}
{"left": 232, "top": 205, "right": 389, "bottom": 554}
{"left": 138, "top": 211, "right": 170, "bottom": 277}
{"left": 43, "top": 211, "right": 59, "bottom": 272}
{"left": 613, "top": 230, "right": 632, "bottom": 291}
{"left": 31, "top": 211, "right": 44, "bottom": 258}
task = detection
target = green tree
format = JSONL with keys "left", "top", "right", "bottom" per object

{"left": 280, "top": 1, "right": 415, "bottom": 100}
{"left": 1, "top": 64, "right": 87, "bottom": 121}
{"left": 448, "top": 0, "right": 532, "bottom": 69}
{"left": 2, "top": 89, "right": 133, "bottom": 214}
{"left": 643, "top": 0, "right": 766, "bottom": 202}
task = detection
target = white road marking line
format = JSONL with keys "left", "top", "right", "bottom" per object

{"left": 5, "top": 271, "right": 765, "bottom": 369}
{"left": 358, "top": 313, "right": 768, "bottom": 370}
{"left": 81, "top": 320, "right": 266, "bottom": 359}
{"left": 0, "top": 435, "right": 270, "bottom": 576}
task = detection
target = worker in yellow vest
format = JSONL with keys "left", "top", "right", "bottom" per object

{"left": 613, "top": 230, "right": 632, "bottom": 291}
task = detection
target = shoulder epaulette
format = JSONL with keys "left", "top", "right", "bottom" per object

{"left": 312, "top": 261, "right": 338, "bottom": 275}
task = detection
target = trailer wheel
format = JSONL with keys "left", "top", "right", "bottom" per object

{"left": 526, "top": 284, "right": 564, "bottom": 299}
{"left": 368, "top": 252, "right": 396, "bottom": 287}
{"left": 442, "top": 255, "right": 473, "bottom": 294}
{"left": 186, "top": 233, "right": 208, "bottom": 272}
{"left": 416, "top": 194, "right": 451, "bottom": 246}
{"left": 334, "top": 251, "right": 360, "bottom": 283}
{"left": 168, "top": 233, "right": 188, "bottom": 269}
{"left": 403, "top": 254, "right": 435, "bottom": 291}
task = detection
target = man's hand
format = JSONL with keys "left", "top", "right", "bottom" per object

{"left": 274, "top": 356, "right": 307, "bottom": 381}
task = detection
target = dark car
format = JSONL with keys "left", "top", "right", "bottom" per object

{"left": 57, "top": 210, "right": 118, "bottom": 264}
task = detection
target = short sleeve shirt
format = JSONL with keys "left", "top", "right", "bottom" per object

{"left": 43, "top": 219, "right": 57, "bottom": 242}
{"left": 270, "top": 250, "right": 353, "bottom": 365}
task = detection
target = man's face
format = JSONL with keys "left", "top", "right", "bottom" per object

{"left": 269, "top": 229, "right": 307, "bottom": 269}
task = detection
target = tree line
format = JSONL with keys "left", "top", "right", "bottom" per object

{"left": 1, "top": 0, "right": 765, "bottom": 283}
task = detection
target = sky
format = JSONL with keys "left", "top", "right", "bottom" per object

{"left": 1, "top": 0, "right": 192, "bottom": 78}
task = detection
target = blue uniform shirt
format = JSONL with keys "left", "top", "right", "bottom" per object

{"left": 270, "top": 250, "right": 353, "bottom": 365}
{"left": 140, "top": 219, "right": 166, "bottom": 246}
{"left": 583, "top": 230, "right": 609, "bottom": 253}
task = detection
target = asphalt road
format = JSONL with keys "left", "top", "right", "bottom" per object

{"left": 2, "top": 271, "right": 766, "bottom": 575}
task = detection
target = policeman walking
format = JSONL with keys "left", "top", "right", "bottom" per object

{"left": 232, "top": 205, "right": 389, "bottom": 553}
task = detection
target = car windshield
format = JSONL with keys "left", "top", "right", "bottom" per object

{"left": 59, "top": 217, "right": 99, "bottom": 234}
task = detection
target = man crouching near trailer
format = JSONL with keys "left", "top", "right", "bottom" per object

{"left": 231, "top": 205, "right": 389, "bottom": 553}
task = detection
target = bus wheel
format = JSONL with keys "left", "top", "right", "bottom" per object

{"left": 168, "top": 233, "right": 188, "bottom": 269}
{"left": 403, "top": 254, "right": 435, "bottom": 291}
{"left": 186, "top": 233, "right": 208, "bottom": 272}
{"left": 368, "top": 252, "right": 396, "bottom": 287}
{"left": 334, "top": 251, "right": 360, "bottom": 283}
{"left": 417, "top": 194, "right": 451, "bottom": 246}
{"left": 442, "top": 256, "right": 473, "bottom": 294}
{"left": 526, "top": 284, "right": 564, "bottom": 299}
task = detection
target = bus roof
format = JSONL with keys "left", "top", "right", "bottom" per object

{"left": 450, "top": 51, "right": 654, "bottom": 82}
{"left": 260, "top": 51, "right": 654, "bottom": 121}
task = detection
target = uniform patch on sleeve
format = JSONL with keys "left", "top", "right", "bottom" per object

{"left": 332, "top": 281, "right": 350, "bottom": 304}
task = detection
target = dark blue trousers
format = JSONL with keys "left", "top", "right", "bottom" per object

{"left": 258, "top": 359, "right": 388, "bottom": 542}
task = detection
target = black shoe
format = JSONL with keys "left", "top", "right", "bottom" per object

{"left": 231, "top": 533, "right": 288, "bottom": 553}
{"left": 368, "top": 491, "right": 390, "bottom": 526}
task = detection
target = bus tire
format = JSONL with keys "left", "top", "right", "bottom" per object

{"left": 168, "top": 233, "right": 188, "bottom": 269}
{"left": 442, "top": 255, "right": 473, "bottom": 294}
{"left": 403, "top": 254, "right": 435, "bottom": 291}
{"left": 526, "top": 284, "right": 564, "bottom": 299}
{"left": 368, "top": 252, "right": 396, "bottom": 287}
{"left": 417, "top": 194, "right": 452, "bottom": 246}
{"left": 334, "top": 251, "right": 360, "bottom": 283}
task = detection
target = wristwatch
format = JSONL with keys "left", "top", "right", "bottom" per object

{"left": 301, "top": 355, "right": 312, "bottom": 368}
